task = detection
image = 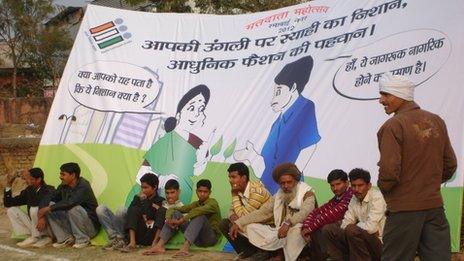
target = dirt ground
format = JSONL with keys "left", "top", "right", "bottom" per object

{"left": 0, "top": 208, "right": 236, "bottom": 261}
{"left": 1, "top": 206, "right": 463, "bottom": 260}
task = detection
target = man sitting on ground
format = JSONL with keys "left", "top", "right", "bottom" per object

{"left": 120, "top": 173, "right": 165, "bottom": 252}
{"left": 142, "top": 178, "right": 183, "bottom": 254}
{"left": 4, "top": 168, "right": 55, "bottom": 248}
{"left": 323, "top": 168, "right": 386, "bottom": 261}
{"left": 98, "top": 178, "right": 179, "bottom": 251}
{"left": 301, "top": 169, "right": 353, "bottom": 260}
{"left": 161, "top": 179, "right": 184, "bottom": 209}
{"left": 147, "top": 179, "right": 221, "bottom": 258}
{"left": 219, "top": 162, "right": 271, "bottom": 259}
{"left": 38, "top": 162, "right": 100, "bottom": 249}
{"left": 230, "top": 163, "right": 316, "bottom": 261}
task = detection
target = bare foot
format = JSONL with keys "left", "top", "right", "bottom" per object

{"left": 120, "top": 244, "right": 137, "bottom": 253}
{"left": 302, "top": 232, "right": 311, "bottom": 243}
{"left": 172, "top": 250, "right": 193, "bottom": 258}
{"left": 142, "top": 246, "right": 166, "bottom": 255}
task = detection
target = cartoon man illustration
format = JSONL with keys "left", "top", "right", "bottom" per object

{"left": 234, "top": 56, "right": 321, "bottom": 194}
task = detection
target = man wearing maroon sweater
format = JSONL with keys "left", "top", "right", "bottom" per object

{"left": 301, "top": 169, "right": 353, "bottom": 260}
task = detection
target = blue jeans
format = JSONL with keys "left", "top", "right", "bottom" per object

{"left": 47, "top": 205, "right": 98, "bottom": 244}
{"left": 96, "top": 205, "right": 127, "bottom": 240}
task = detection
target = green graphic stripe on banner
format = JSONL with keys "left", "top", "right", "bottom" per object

{"left": 64, "top": 144, "right": 108, "bottom": 197}
{"left": 442, "top": 187, "right": 463, "bottom": 252}
{"left": 97, "top": 35, "right": 123, "bottom": 49}
{"left": 33, "top": 144, "right": 463, "bottom": 252}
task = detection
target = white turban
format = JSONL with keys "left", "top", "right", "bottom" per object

{"left": 379, "top": 72, "right": 415, "bottom": 101}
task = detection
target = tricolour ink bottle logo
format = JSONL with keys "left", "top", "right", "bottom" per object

{"left": 90, "top": 18, "right": 131, "bottom": 49}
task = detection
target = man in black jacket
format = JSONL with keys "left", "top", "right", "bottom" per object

{"left": 38, "top": 162, "right": 100, "bottom": 249}
{"left": 120, "top": 173, "right": 165, "bottom": 252}
{"left": 4, "top": 168, "right": 54, "bottom": 248}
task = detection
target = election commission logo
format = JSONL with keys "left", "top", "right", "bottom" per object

{"left": 89, "top": 18, "right": 132, "bottom": 50}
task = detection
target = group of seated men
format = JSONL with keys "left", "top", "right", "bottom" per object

{"left": 4, "top": 163, "right": 99, "bottom": 249}
{"left": 221, "top": 162, "right": 385, "bottom": 261}
{"left": 3, "top": 162, "right": 221, "bottom": 258}
{"left": 4, "top": 161, "right": 386, "bottom": 260}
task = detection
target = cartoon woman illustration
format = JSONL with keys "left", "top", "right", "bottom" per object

{"left": 126, "top": 84, "right": 211, "bottom": 205}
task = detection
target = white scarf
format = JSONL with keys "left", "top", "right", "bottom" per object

{"left": 245, "top": 182, "right": 313, "bottom": 261}
{"left": 273, "top": 182, "right": 312, "bottom": 226}
{"left": 379, "top": 72, "right": 415, "bottom": 101}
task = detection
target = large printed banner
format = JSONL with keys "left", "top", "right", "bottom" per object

{"left": 36, "top": 0, "right": 464, "bottom": 250}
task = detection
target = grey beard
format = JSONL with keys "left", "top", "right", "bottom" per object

{"left": 282, "top": 186, "right": 297, "bottom": 205}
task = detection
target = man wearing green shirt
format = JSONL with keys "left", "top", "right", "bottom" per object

{"left": 144, "top": 179, "right": 221, "bottom": 257}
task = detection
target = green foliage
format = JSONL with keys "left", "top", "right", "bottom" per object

{"left": 210, "top": 136, "right": 223, "bottom": 157}
{"left": 125, "top": 0, "right": 309, "bottom": 14}
{"left": 0, "top": 0, "right": 71, "bottom": 96}
{"left": 125, "top": 0, "right": 192, "bottom": 13}
{"left": 223, "top": 138, "right": 236, "bottom": 160}
{"left": 23, "top": 26, "right": 73, "bottom": 89}
{"left": 194, "top": 0, "right": 309, "bottom": 14}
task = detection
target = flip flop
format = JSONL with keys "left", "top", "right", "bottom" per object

{"left": 172, "top": 251, "right": 193, "bottom": 258}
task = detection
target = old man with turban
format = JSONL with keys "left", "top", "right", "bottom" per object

{"left": 229, "top": 163, "right": 316, "bottom": 260}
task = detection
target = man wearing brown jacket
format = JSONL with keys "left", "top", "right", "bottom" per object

{"left": 377, "top": 73, "right": 457, "bottom": 261}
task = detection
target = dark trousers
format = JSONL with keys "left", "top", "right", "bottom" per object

{"left": 381, "top": 207, "right": 451, "bottom": 261}
{"left": 219, "top": 218, "right": 258, "bottom": 256}
{"left": 323, "top": 222, "right": 382, "bottom": 261}
{"left": 125, "top": 205, "right": 166, "bottom": 245}
{"left": 307, "top": 228, "right": 328, "bottom": 261}
{"left": 160, "top": 210, "right": 218, "bottom": 247}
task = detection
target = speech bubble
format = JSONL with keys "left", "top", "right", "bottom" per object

{"left": 69, "top": 61, "right": 163, "bottom": 113}
{"left": 332, "top": 29, "right": 451, "bottom": 100}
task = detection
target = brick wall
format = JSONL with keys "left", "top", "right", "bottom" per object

{"left": 0, "top": 138, "right": 40, "bottom": 198}
{"left": 0, "top": 97, "right": 53, "bottom": 126}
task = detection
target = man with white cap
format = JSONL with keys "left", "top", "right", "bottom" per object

{"left": 377, "top": 72, "right": 457, "bottom": 261}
